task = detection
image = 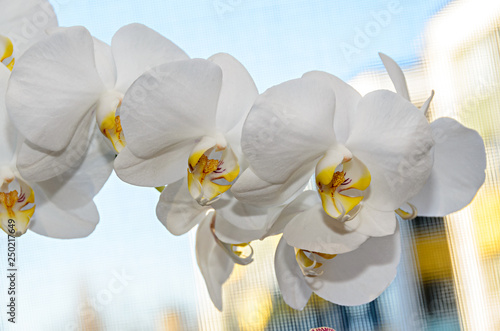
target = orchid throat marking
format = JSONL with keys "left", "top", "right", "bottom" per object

{"left": 316, "top": 151, "right": 371, "bottom": 222}
{"left": 187, "top": 136, "right": 240, "bottom": 206}
{"left": 0, "top": 174, "right": 35, "bottom": 237}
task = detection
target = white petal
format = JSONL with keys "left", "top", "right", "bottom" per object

{"left": 156, "top": 177, "right": 211, "bottom": 236}
{"left": 0, "top": 0, "right": 58, "bottom": 56}
{"left": 346, "top": 90, "right": 434, "bottom": 211}
{"left": 307, "top": 224, "right": 401, "bottom": 306}
{"left": 275, "top": 237, "right": 312, "bottom": 310}
{"left": 211, "top": 190, "right": 268, "bottom": 232}
{"left": 213, "top": 212, "right": 267, "bottom": 244}
{"left": 196, "top": 214, "right": 234, "bottom": 311}
{"left": 420, "top": 90, "right": 435, "bottom": 115}
{"left": 283, "top": 202, "right": 369, "bottom": 255}
{"left": 93, "top": 37, "right": 117, "bottom": 90}
{"left": 112, "top": 23, "right": 189, "bottom": 93}
{"left": 208, "top": 53, "right": 258, "bottom": 134}
{"left": 0, "top": 65, "right": 16, "bottom": 164}
{"left": 6, "top": 26, "right": 104, "bottom": 152}
{"left": 231, "top": 164, "right": 314, "bottom": 207}
{"left": 344, "top": 204, "right": 397, "bottom": 237}
{"left": 34, "top": 133, "right": 114, "bottom": 209}
{"left": 379, "top": 53, "right": 410, "bottom": 101}
{"left": 29, "top": 185, "right": 99, "bottom": 239}
{"left": 302, "top": 71, "right": 362, "bottom": 143}
{"left": 16, "top": 111, "right": 95, "bottom": 182}
{"left": 120, "top": 59, "right": 221, "bottom": 159}
{"left": 266, "top": 190, "right": 318, "bottom": 238}
{"left": 241, "top": 76, "right": 336, "bottom": 184}
{"left": 114, "top": 142, "right": 195, "bottom": 187}
{"left": 409, "top": 117, "right": 486, "bottom": 216}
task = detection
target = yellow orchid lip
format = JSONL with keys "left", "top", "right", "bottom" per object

{"left": 0, "top": 175, "right": 36, "bottom": 237}
{"left": 187, "top": 136, "right": 240, "bottom": 206}
{"left": 0, "top": 35, "right": 15, "bottom": 71}
{"left": 209, "top": 212, "right": 254, "bottom": 265}
{"left": 96, "top": 91, "right": 126, "bottom": 153}
{"left": 316, "top": 151, "right": 371, "bottom": 221}
{"left": 294, "top": 248, "right": 337, "bottom": 277}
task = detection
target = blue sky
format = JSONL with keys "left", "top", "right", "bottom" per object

{"left": 51, "top": 0, "right": 452, "bottom": 90}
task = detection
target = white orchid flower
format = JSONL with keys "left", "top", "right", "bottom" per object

{"left": 5, "top": 23, "right": 188, "bottom": 182}
{"left": 379, "top": 53, "right": 487, "bottom": 217}
{"left": 275, "top": 223, "right": 401, "bottom": 310}
{"left": 233, "top": 72, "right": 434, "bottom": 254}
{"left": 115, "top": 53, "right": 257, "bottom": 202}
{"left": 115, "top": 53, "right": 267, "bottom": 310}
{"left": 0, "top": 64, "right": 114, "bottom": 237}
{"left": 1, "top": 0, "right": 57, "bottom": 70}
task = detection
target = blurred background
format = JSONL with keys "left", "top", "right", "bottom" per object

{"left": 1, "top": 0, "right": 499, "bottom": 330}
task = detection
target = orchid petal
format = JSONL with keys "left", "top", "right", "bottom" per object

{"left": 0, "top": 0, "right": 58, "bottom": 56}
{"left": 93, "top": 37, "right": 117, "bottom": 90}
{"left": 196, "top": 213, "right": 234, "bottom": 311}
{"left": 34, "top": 134, "right": 114, "bottom": 209}
{"left": 0, "top": 65, "right": 16, "bottom": 164}
{"left": 231, "top": 162, "right": 315, "bottom": 207}
{"left": 307, "top": 224, "right": 401, "bottom": 306}
{"left": 302, "top": 71, "right": 362, "bottom": 143}
{"left": 112, "top": 23, "right": 189, "bottom": 93}
{"left": 213, "top": 211, "right": 267, "bottom": 244}
{"left": 6, "top": 26, "right": 104, "bottom": 152}
{"left": 420, "top": 90, "right": 435, "bottom": 115}
{"left": 208, "top": 53, "right": 258, "bottom": 134}
{"left": 275, "top": 237, "right": 312, "bottom": 310}
{"left": 283, "top": 202, "right": 369, "bottom": 255}
{"left": 156, "top": 178, "right": 211, "bottom": 236}
{"left": 16, "top": 111, "right": 95, "bottom": 182}
{"left": 120, "top": 59, "right": 221, "bottom": 159}
{"left": 346, "top": 90, "right": 434, "bottom": 211}
{"left": 379, "top": 53, "right": 410, "bottom": 101}
{"left": 29, "top": 186, "right": 99, "bottom": 239}
{"left": 241, "top": 76, "right": 336, "bottom": 184}
{"left": 409, "top": 117, "right": 486, "bottom": 216}
{"left": 344, "top": 204, "right": 397, "bottom": 237}
{"left": 265, "top": 190, "right": 318, "bottom": 238}
{"left": 16, "top": 111, "right": 96, "bottom": 182}
{"left": 115, "top": 143, "right": 195, "bottom": 187}
{"left": 211, "top": 190, "right": 268, "bottom": 232}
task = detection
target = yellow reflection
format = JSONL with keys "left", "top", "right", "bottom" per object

{"left": 236, "top": 288, "right": 273, "bottom": 331}
{"left": 413, "top": 230, "right": 453, "bottom": 281}
{"left": 160, "top": 310, "right": 183, "bottom": 331}
{"left": 472, "top": 188, "right": 500, "bottom": 256}
{"left": 424, "top": 0, "right": 500, "bottom": 329}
